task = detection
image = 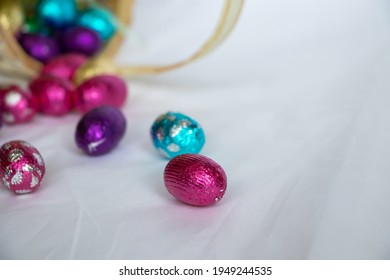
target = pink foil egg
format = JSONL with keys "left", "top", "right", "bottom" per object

{"left": 0, "top": 85, "right": 36, "bottom": 125}
{"left": 29, "top": 75, "right": 76, "bottom": 116}
{"left": 0, "top": 140, "right": 45, "bottom": 194}
{"left": 41, "top": 53, "right": 88, "bottom": 80}
{"left": 75, "top": 75, "right": 128, "bottom": 113}
{"left": 164, "top": 154, "right": 227, "bottom": 206}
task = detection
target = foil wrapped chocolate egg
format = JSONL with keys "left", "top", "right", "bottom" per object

{"left": 61, "top": 27, "right": 102, "bottom": 57}
{"left": 76, "top": 8, "right": 117, "bottom": 41}
{"left": 21, "top": 18, "right": 41, "bottom": 34}
{"left": 0, "top": 85, "right": 36, "bottom": 125}
{"left": 75, "top": 106, "right": 126, "bottom": 156}
{"left": 18, "top": 33, "right": 60, "bottom": 63}
{"left": 29, "top": 75, "right": 76, "bottom": 116}
{"left": 0, "top": 140, "right": 45, "bottom": 194}
{"left": 20, "top": 18, "right": 51, "bottom": 36}
{"left": 75, "top": 75, "right": 128, "bottom": 113}
{"left": 164, "top": 154, "right": 227, "bottom": 206}
{"left": 36, "top": 0, "right": 77, "bottom": 28}
{"left": 151, "top": 112, "right": 205, "bottom": 159}
{"left": 41, "top": 53, "right": 87, "bottom": 80}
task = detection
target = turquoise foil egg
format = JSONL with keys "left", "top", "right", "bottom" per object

{"left": 76, "top": 8, "right": 117, "bottom": 41}
{"left": 37, "top": 0, "right": 77, "bottom": 28}
{"left": 151, "top": 112, "right": 206, "bottom": 159}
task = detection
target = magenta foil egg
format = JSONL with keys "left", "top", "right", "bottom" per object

{"left": 29, "top": 75, "right": 76, "bottom": 116}
{"left": 0, "top": 140, "right": 45, "bottom": 194}
{"left": 0, "top": 85, "right": 36, "bottom": 125}
{"left": 164, "top": 154, "right": 227, "bottom": 206}
{"left": 75, "top": 75, "right": 128, "bottom": 113}
{"left": 41, "top": 53, "right": 87, "bottom": 80}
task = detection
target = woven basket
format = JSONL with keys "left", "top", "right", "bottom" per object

{"left": 0, "top": 0, "right": 243, "bottom": 82}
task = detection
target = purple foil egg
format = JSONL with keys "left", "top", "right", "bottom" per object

{"left": 75, "top": 106, "right": 126, "bottom": 156}
{"left": 18, "top": 33, "right": 60, "bottom": 63}
{"left": 164, "top": 154, "right": 227, "bottom": 206}
{"left": 61, "top": 27, "right": 102, "bottom": 57}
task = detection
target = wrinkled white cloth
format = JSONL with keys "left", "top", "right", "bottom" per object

{"left": 1, "top": 0, "right": 390, "bottom": 259}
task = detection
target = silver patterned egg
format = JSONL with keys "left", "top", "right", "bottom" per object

{"left": 0, "top": 140, "right": 45, "bottom": 194}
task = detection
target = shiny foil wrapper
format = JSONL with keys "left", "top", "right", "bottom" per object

{"left": 0, "top": 85, "right": 36, "bottom": 124}
{"left": 61, "top": 27, "right": 102, "bottom": 57}
{"left": 29, "top": 75, "right": 76, "bottom": 116}
{"left": 75, "top": 74, "right": 128, "bottom": 113}
{"left": 75, "top": 106, "right": 127, "bottom": 156}
{"left": 18, "top": 33, "right": 60, "bottom": 63}
{"left": 0, "top": 140, "right": 46, "bottom": 194}
{"left": 151, "top": 112, "right": 205, "bottom": 159}
{"left": 76, "top": 7, "right": 117, "bottom": 41}
{"left": 164, "top": 154, "right": 227, "bottom": 206}
{"left": 36, "top": 0, "right": 77, "bottom": 28}
{"left": 41, "top": 53, "right": 88, "bottom": 81}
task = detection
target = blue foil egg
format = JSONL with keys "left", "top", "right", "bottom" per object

{"left": 76, "top": 8, "right": 117, "bottom": 41}
{"left": 36, "top": 0, "right": 77, "bottom": 28}
{"left": 151, "top": 112, "right": 205, "bottom": 159}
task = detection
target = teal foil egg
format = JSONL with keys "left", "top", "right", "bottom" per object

{"left": 76, "top": 8, "right": 117, "bottom": 41}
{"left": 37, "top": 0, "right": 77, "bottom": 28}
{"left": 151, "top": 112, "right": 206, "bottom": 159}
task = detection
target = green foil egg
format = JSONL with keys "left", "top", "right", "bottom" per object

{"left": 21, "top": 17, "right": 51, "bottom": 36}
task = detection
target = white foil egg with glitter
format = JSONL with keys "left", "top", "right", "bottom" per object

{"left": 0, "top": 140, "right": 45, "bottom": 194}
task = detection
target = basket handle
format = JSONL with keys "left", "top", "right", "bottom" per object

{"left": 78, "top": 0, "right": 244, "bottom": 79}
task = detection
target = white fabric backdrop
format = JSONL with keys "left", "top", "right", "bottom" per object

{"left": 1, "top": 0, "right": 390, "bottom": 259}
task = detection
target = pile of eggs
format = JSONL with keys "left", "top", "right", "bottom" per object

{"left": 0, "top": 62, "right": 128, "bottom": 121}
{"left": 0, "top": 0, "right": 126, "bottom": 123}
{"left": 0, "top": 0, "right": 129, "bottom": 195}
{"left": 0, "top": 0, "right": 228, "bottom": 207}
{"left": 17, "top": 0, "right": 116, "bottom": 62}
